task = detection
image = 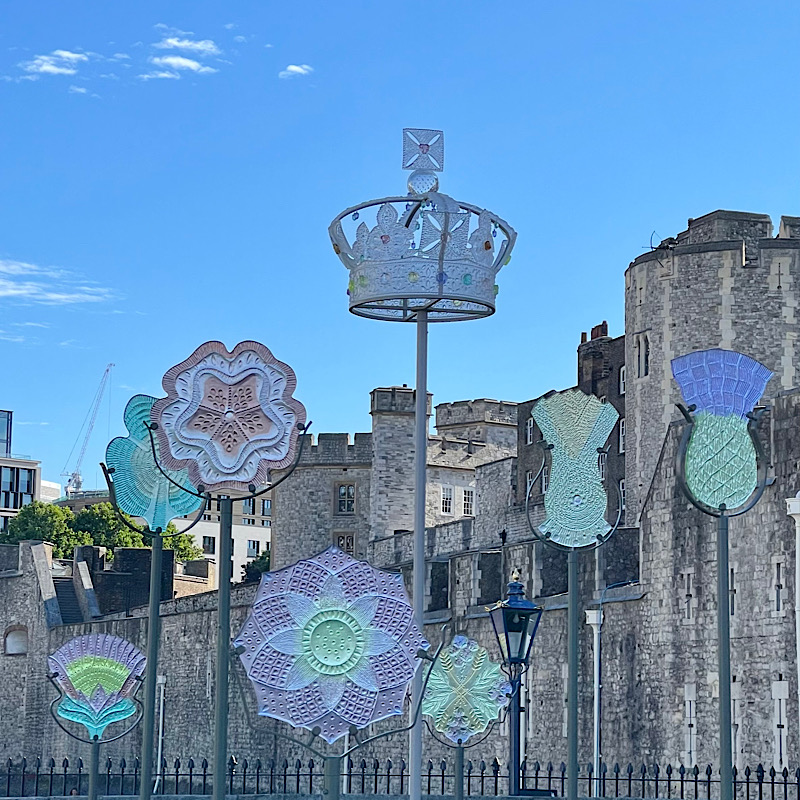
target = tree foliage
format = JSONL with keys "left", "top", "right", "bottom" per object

{"left": 241, "top": 549, "right": 270, "bottom": 583}
{"left": 0, "top": 500, "right": 202, "bottom": 562}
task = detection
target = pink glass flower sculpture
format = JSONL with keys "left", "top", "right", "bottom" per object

{"left": 234, "top": 546, "right": 428, "bottom": 743}
{"left": 151, "top": 341, "right": 306, "bottom": 491}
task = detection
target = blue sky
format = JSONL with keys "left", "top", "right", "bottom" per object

{"left": 1, "top": 1, "right": 799, "bottom": 488}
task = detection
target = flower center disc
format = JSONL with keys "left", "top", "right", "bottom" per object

{"left": 303, "top": 610, "right": 364, "bottom": 676}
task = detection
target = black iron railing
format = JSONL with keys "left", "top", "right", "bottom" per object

{"left": 1, "top": 757, "right": 798, "bottom": 797}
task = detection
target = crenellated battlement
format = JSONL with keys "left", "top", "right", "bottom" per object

{"left": 296, "top": 432, "right": 373, "bottom": 466}
{"left": 435, "top": 398, "right": 517, "bottom": 430}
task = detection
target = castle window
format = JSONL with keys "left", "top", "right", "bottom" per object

{"left": 246, "top": 540, "right": 260, "bottom": 558}
{"left": 336, "top": 484, "right": 356, "bottom": 514}
{"left": 598, "top": 452, "right": 607, "bottom": 481}
{"left": 441, "top": 485, "right": 453, "bottom": 515}
{"left": 541, "top": 465, "right": 549, "bottom": 494}
{"left": 680, "top": 569, "right": 696, "bottom": 623}
{"left": 261, "top": 499, "right": 271, "bottom": 516}
{"left": 202, "top": 536, "right": 216, "bottom": 555}
{"left": 773, "top": 679, "right": 789, "bottom": 771}
{"left": 618, "top": 479, "right": 625, "bottom": 511}
{"left": 525, "top": 470, "right": 534, "bottom": 497}
{"left": 683, "top": 684, "right": 697, "bottom": 766}
{"left": 772, "top": 559, "right": 787, "bottom": 617}
{"left": 643, "top": 336, "right": 650, "bottom": 376}
{"left": 525, "top": 417, "right": 534, "bottom": 445}
{"left": 463, "top": 488, "right": 474, "bottom": 517}
{"left": 335, "top": 532, "right": 355, "bottom": 555}
{"left": 4, "top": 626, "right": 27, "bottom": 655}
{"left": 618, "top": 418, "right": 625, "bottom": 453}
{"left": 242, "top": 498, "right": 255, "bottom": 515}
{"left": 619, "top": 365, "right": 626, "bottom": 395}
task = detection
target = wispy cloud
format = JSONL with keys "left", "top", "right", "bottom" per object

{"left": 138, "top": 69, "right": 180, "bottom": 81}
{"left": 154, "top": 36, "right": 220, "bottom": 55}
{"left": 0, "top": 331, "right": 25, "bottom": 343}
{"left": 279, "top": 64, "right": 313, "bottom": 79}
{"left": 224, "top": 23, "right": 236, "bottom": 30}
{"left": 16, "top": 421, "right": 50, "bottom": 426}
{"left": 233, "top": 35, "right": 246, "bottom": 43}
{"left": 149, "top": 55, "right": 217, "bottom": 74}
{"left": 0, "top": 259, "right": 114, "bottom": 305}
{"left": 11, "top": 322, "right": 50, "bottom": 328}
{"left": 21, "top": 50, "right": 88, "bottom": 76}
{"left": 68, "top": 85, "right": 87, "bottom": 94}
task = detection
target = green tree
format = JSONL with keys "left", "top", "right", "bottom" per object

{"left": 1, "top": 501, "right": 91, "bottom": 558}
{"left": 162, "top": 522, "right": 203, "bottom": 562}
{"left": 71, "top": 503, "right": 145, "bottom": 552}
{"left": 241, "top": 549, "right": 270, "bottom": 583}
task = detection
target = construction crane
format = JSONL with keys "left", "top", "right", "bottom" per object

{"left": 61, "top": 363, "right": 114, "bottom": 495}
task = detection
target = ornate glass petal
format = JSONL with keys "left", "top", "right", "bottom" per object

{"left": 422, "top": 636, "right": 510, "bottom": 744}
{"left": 106, "top": 394, "right": 202, "bottom": 530}
{"left": 48, "top": 634, "right": 146, "bottom": 739}
{"left": 532, "top": 389, "right": 619, "bottom": 548}
{"left": 672, "top": 348, "right": 772, "bottom": 510}
{"left": 152, "top": 341, "right": 306, "bottom": 491}
{"left": 234, "top": 545, "right": 428, "bottom": 743}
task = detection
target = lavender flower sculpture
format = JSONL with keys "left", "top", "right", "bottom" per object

{"left": 234, "top": 545, "right": 428, "bottom": 743}
{"left": 672, "top": 348, "right": 772, "bottom": 510}
{"left": 49, "top": 634, "right": 146, "bottom": 739}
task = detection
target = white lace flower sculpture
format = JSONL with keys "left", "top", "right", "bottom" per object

{"left": 422, "top": 635, "right": 510, "bottom": 744}
{"left": 151, "top": 341, "right": 306, "bottom": 491}
{"left": 234, "top": 546, "right": 429, "bottom": 743}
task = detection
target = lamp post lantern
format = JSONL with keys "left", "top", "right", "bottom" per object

{"left": 489, "top": 571, "right": 542, "bottom": 796}
{"left": 329, "top": 128, "right": 517, "bottom": 800}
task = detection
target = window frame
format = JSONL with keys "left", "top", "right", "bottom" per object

{"left": 335, "top": 483, "right": 356, "bottom": 515}
{"left": 525, "top": 417, "right": 534, "bottom": 445}
{"left": 441, "top": 485, "right": 454, "bottom": 515}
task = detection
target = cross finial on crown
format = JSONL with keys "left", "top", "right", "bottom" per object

{"left": 402, "top": 128, "right": 444, "bottom": 172}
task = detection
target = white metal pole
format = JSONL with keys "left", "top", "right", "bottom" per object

{"left": 786, "top": 496, "right": 800, "bottom": 762}
{"left": 410, "top": 310, "right": 428, "bottom": 800}
{"left": 585, "top": 609, "right": 602, "bottom": 797}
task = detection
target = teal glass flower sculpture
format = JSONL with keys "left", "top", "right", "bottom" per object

{"left": 532, "top": 389, "right": 619, "bottom": 548}
{"left": 234, "top": 546, "right": 428, "bottom": 743}
{"left": 672, "top": 348, "right": 772, "bottom": 510}
{"left": 106, "top": 394, "right": 203, "bottom": 531}
{"left": 48, "top": 634, "right": 146, "bottom": 739}
{"left": 422, "top": 635, "right": 510, "bottom": 744}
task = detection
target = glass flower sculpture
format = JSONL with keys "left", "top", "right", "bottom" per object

{"left": 234, "top": 546, "right": 428, "bottom": 743}
{"left": 152, "top": 341, "right": 306, "bottom": 491}
{"left": 105, "top": 394, "right": 203, "bottom": 531}
{"left": 422, "top": 635, "right": 510, "bottom": 744}
{"left": 48, "top": 634, "right": 146, "bottom": 739}
{"left": 532, "top": 389, "right": 619, "bottom": 548}
{"left": 672, "top": 348, "right": 772, "bottom": 510}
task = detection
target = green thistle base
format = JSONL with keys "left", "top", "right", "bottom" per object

{"left": 685, "top": 412, "right": 756, "bottom": 510}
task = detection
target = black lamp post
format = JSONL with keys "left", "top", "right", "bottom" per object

{"left": 490, "top": 571, "right": 543, "bottom": 796}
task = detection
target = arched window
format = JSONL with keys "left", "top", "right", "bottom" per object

{"left": 4, "top": 626, "right": 28, "bottom": 655}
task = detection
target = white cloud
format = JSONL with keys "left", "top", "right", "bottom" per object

{"left": 154, "top": 37, "right": 220, "bottom": 55}
{"left": 0, "top": 259, "right": 114, "bottom": 305}
{"left": 233, "top": 35, "right": 246, "bottom": 43}
{"left": 68, "top": 85, "right": 87, "bottom": 94}
{"left": 111, "top": 53, "right": 130, "bottom": 60}
{"left": 149, "top": 55, "right": 217, "bottom": 74}
{"left": 279, "top": 64, "right": 313, "bottom": 79}
{"left": 264, "top": 43, "right": 274, "bottom": 49}
{"left": 138, "top": 70, "right": 180, "bottom": 81}
{"left": 0, "top": 331, "right": 24, "bottom": 343}
{"left": 20, "top": 50, "right": 88, "bottom": 76}
{"left": 16, "top": 421, "right": 50, "bottom": 426}
{"left": 224, "top": 23, "right": 236, "bottom": 29}
{"left": 11, "top": 322, "right": 49, "bottom": 328}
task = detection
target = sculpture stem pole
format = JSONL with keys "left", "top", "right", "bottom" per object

{"left": 214, "top": 498, "right": 233, "bottom": 800}
{"left": 139, "top": 532, "right": 162, "bottom": 800}
{"left": 410, "top": 309, "right": 428, "bottom": 800}
{"left": 509, "top": 674, "right": 521, "bottom": 795}
{"left": 718, "top": 511, "right": 733, "bottom": 800}
{"left": 567, "top": 549, "right": 579, "bottom": 800}
{"left": 88, "top": 736, "right": 100, "bottom": 800}
{"left": 324, "top": 756, "right": 341, "bottom": 800}
{"left": 454, "top": 744, "right": 464, "bottom": 800}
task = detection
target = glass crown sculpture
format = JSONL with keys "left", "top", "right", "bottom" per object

{"left": 49, "top": 633, "right": 146, "bottom": 739}
{"left": 106, "top": 394, "right": 203, "bottom": 531}
{"left": 152, "top": 341, "right": 307, "bottom": 492}
{"left": 422, "top": 635, "right": 510, "bottom": 744}
{"left": 532, "top": 389, "right": 619, "bottom": 548}
{"left": 672, "top": 348, "right": 772, "bottom": 510}
{"left": 329, "top": 128, "right": 517, "bottom": 322}
{"left": 234, "top": 545, "right": 428, "bottom": 743}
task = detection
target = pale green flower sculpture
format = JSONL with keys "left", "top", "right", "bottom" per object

{"left": 422, "top": 635, "right": 510, "bottom": 744}
{"left": 532, "top": 389, "right": 619, "bottom": 548}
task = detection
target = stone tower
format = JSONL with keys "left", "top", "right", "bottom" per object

{"left": 624, "top": 210, "right": 800, "bottom": 523}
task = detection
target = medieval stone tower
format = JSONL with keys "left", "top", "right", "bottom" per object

{"left": 624, "top": 210, "right": 800, "bottom": 523}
